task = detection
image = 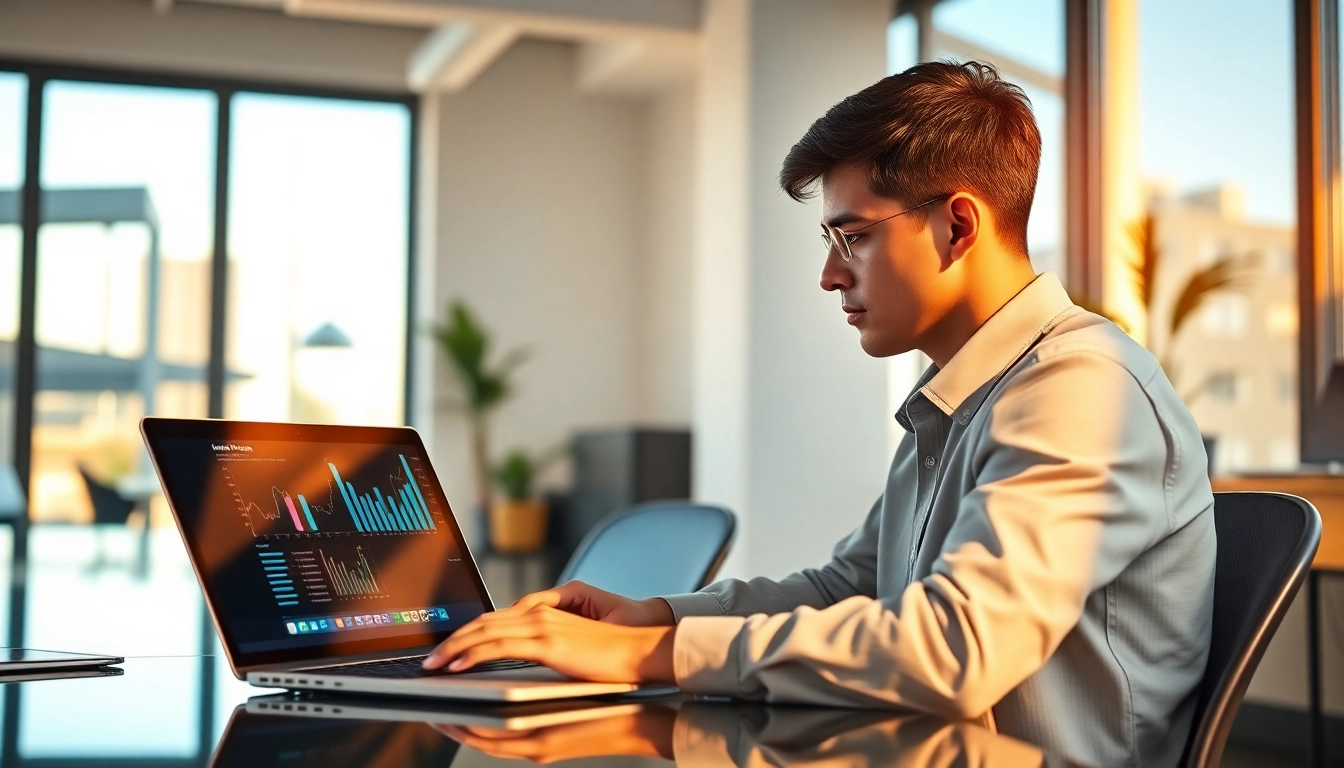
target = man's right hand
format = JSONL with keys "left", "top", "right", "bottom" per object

{"left": 500, "top": 580, "right": 675, "bottom": 626}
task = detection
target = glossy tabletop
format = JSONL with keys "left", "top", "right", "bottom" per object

{"left": 0, "top": 656, "right": 1079, "bottom": 766}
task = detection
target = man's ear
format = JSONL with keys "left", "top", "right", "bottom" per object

{"left": 946, "top": 193, "right": 980, "bottom": 260}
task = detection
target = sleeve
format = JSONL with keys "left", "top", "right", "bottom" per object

{"left": 670, "top": 350, "right": 1171, "bottom": 719}
{"left": 660, "top": 494, "right": 885, "bottom": 620}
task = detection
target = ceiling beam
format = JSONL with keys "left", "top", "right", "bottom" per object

{"left": 407, "top": 22, "right": 518, "bottom": 92}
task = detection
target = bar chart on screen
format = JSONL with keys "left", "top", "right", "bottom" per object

{"left": 227, "top": 454, "right": 445, "bottom": 537}
{"left": 320, "top": 546, "right": 385, "bottom": 598}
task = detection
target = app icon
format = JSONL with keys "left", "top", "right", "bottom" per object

{"left": 354, "top": 616, "right": 364, "bottom": 626}
{"left": 410, "top": 611, "right": 421, "bottom": 622}
{"left": 298, "top": 621, "right": 309, "bottom": 632}
{"left": 363, "top": 614, "right": 374, "bottom": 625}
{"left": 319, "top": 619, "right": 329, "bottom": 630}
{"left": 436, "top": 608, "right": 449, "bottom": 620}
{"left": 400, "top": 611, "right": 411, "bottom": 622}
{"left": 344, "top": 616, "right": 354, "bottom": 626}
{"left": 335, "top": 618, "right": 344, "bottom": 628}
{"left": 373, "top": 614, "right": 383, "bottom": 625}
{"left": 382, "top": 613, "right": 393, "bottom": 624}
{"left": 418, "top": 609, "right": 430, "bottom": 622}
{"left": 286, "top": 622, "right": 297, "bottom": 634}
{"left": 391, "top": 613, "right": 403, "bottom": 623}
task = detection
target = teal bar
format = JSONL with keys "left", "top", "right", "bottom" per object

{"left": 387, "top": 495, "right": 411, "bottom": 531}
{"left": 399, "top": 455, "right": 435, "bottom": 529}
{"left": 399, "top": 486, "right": 424, "bottom": 530}
{"left": 298, "top": 495, "right": 319, "bottom": 531}
{"left": 331, "top": 464, "right": 365, "bottom": 532}
{"left": 360, "top": 493, "right": 383, "bottom": 531}
{"left": 373, "top": 490, "right": 400, "bottom": 531}
{"left": 345, "top": 482, "right": 371, "bottom": 531}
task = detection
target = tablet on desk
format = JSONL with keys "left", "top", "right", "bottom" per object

{"left": 0, "top": 648, "right": 123, "bottom": 674}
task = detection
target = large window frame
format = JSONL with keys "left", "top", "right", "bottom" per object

{"left": 0, "top": 58, "right": 420, "bottom": 499}
{"left": 0, "top": 59, "right": 418, "bottom": 766}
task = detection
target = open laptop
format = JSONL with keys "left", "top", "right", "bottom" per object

{"left": 141, "top": 417, "right": 644, "bottom": 702}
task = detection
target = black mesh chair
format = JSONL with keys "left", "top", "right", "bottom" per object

{"left": 78, "top": 466, "right": 138, "bottom": 572}
{"left": 556, "top": 501, "right": 736, "bottom": 599}
{"left": 1183, "top": 491, "right": 1322, "bottom": 768}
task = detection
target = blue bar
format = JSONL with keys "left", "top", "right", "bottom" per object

{"left": 387, "top": 495, "right": 411, "bottom": 531}
{"left": 362, "top": 493, "right": 385, "bottom": 531}
{"left": 298, "top": 495, "right": 319, "bottom": 531}
{"left": 272, "top": 587, "right": 296, "bottom": 593}
{"left": 373, "top": 490, "right": 400, "bottom": 531}
{"left": 398, "top": 486, "right": 424, "bottom": 531}
{"left": 263, "top": 566, "right": 287, "bottom": 571}
{"left": 399, "top": 455, "right": 435, "bottom": 529}
{"left": 347, "top": 483, "right": 373, "bottom": 531}
{"left": 258, "top": 552, "right": 285, "bottom": 559}
{"left": 277, "top": 601, "right": 298, "bottom": 606}
{"left": 330, "top": 464, "right": 366, "bottom": 532}
{"left": 267, "top": 579, "right": 293, "bottom": 585}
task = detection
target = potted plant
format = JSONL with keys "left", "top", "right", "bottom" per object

{"left": 489, "top": 448, "right": 566, "bottom": 553}
{"left": 431, "top": 301, "right": 526, "bottom": 525}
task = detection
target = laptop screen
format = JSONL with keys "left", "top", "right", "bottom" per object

{"left": 142, "top": 418, "right": 493, "bottom": 671}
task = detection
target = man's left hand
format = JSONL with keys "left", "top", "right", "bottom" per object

{"left": 421, "top": 603, "right": 677, "bottom": 683}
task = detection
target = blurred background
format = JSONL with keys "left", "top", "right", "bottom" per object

{"left": 0, "top": 0, "right": 1339, "bottom": 763}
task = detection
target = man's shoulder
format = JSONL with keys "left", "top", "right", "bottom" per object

{"left": 1029, "top": 309, "right": 1163, "bottom": 387}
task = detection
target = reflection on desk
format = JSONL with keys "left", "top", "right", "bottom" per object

{"left": 216, "top": 695, "right": 1082, "bottom": 767}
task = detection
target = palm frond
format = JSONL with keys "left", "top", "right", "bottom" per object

{"left": 1168, "top": 252, "right": 1261, "bottom": 340}
{"left": 1126, "top": 214, "right": 1159, "bottom": 312}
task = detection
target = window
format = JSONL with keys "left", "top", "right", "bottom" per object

{"left": 0, "top": 73, "right": 24, "bottom": 470}
{"left": 226, "top": 94, "right": 410, "bottom": 426}
{"left": 1138, "top": 0, "right": 1296, "bottom": 472}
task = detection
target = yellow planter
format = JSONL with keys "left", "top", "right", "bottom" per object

{"left": 488, "top": 498, "right": 548, "bottom": 553}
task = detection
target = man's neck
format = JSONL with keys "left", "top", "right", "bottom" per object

{"left": 921, "top": 265, "right": 1038, "bottom": 369}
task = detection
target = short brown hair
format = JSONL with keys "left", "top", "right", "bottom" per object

{"left": 779, "top": 60, "right": 1041, "bottom": 255}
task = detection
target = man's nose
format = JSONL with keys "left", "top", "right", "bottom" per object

{"left": 820, "top": 249, "right": 853, "bottom": 292}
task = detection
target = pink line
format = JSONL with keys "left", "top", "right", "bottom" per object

{"left": 283, "top": 494, "right": 304, "bottom": 531}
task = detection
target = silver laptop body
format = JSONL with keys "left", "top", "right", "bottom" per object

{"left": 142, "top": 417, "right": 641, "bottom": 702}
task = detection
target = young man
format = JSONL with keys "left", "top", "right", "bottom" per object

{"left": 424, "top": 61, "right": 1216, "bottom": 768}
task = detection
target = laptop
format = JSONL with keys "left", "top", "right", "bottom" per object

{"left": 141, "top": 417, "right": 645, "bottom": 702}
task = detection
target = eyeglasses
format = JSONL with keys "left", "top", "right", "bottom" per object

{"left": 821, "top": 195, "right": 950, "bottom": 262}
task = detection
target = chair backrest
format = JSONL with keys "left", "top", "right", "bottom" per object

{"left": 556, "top": 501, "right": 736, "bottom": 599}
{"left": 1183, "top": 491, "right": 1321, "bottom": 768}
{"left": 78, "top": 466, "right": 137, "bottom": 525}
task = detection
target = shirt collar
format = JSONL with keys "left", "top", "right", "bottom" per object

{"left": 897, "top": 273, "right": 1078, "bottom": 431}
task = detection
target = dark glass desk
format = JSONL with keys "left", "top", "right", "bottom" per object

{"left": 0, "top": 657, "right": 1077, "bottom": 767}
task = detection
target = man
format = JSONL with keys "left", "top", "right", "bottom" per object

{"left": 424, "top": 61, "right": 1215, "bottom": 767}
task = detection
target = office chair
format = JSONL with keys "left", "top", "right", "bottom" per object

{"left": 556, "top": 501, "right": 736, "bottom": 600}
{"left": 78, "top": 466, "right": 138, "bottom": 573}
{"left": 1182, "top": 492, "right": 1321, "bottom": 768}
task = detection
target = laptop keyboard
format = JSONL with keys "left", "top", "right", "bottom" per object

{"left": 310, "top": 655, "right": 541, "bottom": 679}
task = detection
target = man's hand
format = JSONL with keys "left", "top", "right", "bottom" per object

{"left": 421, "top": 603, "right": 677, "bottom": 682}
{"left": 507, "top": 581, "right": 676, "bottom": 626}
{"left": 432, "top": 708, "right": 678, "bottom": 763}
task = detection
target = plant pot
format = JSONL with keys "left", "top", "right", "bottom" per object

{"left": 488, "top": 498, "right": 548, "bottom": 553}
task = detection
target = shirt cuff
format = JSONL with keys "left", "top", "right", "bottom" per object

{"left": 673, "top": 615, "right": 747, "bottom": 695}
{"left": 660, "top": 592, "right": 727, "bottom": 621}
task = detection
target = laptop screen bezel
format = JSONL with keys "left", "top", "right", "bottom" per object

{"left": 141, "top": 417, "right": 497, "bottom": 673}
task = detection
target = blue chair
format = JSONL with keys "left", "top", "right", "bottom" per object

{"left": 1182, "top": 492, "right": 1321, "bottom": 767}
{"left": 557, "top": 501, "right": 736, "bottom": 599}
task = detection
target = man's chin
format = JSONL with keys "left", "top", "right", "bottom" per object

{"left": 857, "top": 332, "right": 913, "bottom": 358}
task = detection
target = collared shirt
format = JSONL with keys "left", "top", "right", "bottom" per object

{"left": 662, "top": 273, "right": 1216, "bottom": 768}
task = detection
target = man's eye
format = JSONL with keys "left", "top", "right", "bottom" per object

{"left": 843, "top": 233, "right": 861, "bottom": 245}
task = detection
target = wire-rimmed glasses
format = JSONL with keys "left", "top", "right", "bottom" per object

{"left": 822, "top": 195, "right": 950, "bottom": 262}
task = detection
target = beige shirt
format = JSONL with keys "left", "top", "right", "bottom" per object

{"left": 662, "top": 273, "right": 1216, "bottom": 768}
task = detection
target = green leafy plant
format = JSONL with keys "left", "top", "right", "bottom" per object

{"left": 431, "top": 301, "right": 527, "bottom": 509}
{"left": 492, "top": 446, "right": 568, "bottom": 502}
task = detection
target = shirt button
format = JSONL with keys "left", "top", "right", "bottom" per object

{"left": 960, "top": 410, "right": 971, "bottom": 424}
{"left": 924, "top": 456, "right": 936, "bottom": 469}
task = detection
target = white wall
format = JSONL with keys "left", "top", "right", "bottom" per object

{"left": 0, "top": 0, "right": 422, "bottom": 91}
{"left": 431, "top": 39, "right": 694, "bottom": 544}
{"left": 692, "top": 0, "right": 894, "bottom": 581}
